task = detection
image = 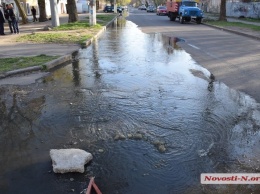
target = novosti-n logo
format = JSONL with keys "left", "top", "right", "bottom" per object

{"left": 201, "top": 173, "right": 260, "bottom": 184}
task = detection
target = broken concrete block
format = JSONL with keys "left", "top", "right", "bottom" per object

{"left": 50, "top": 149, "right": 93, "bottom": 173}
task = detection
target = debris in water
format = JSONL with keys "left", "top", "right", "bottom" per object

{"left": 114, "top": 133, "right": 126, "bottom": 140}
{"left": 127, "top": 134, "right": 133, "bottom": 138}
{"left": 132, "top": 133, "right": 143, "bottom": 140}
{"left": 158, "top": 144, "right": 166, "bottom": 153}
{"left": 86, "top": 177, "right": 102, "bottom": 194}
{"left": 198, "top": 143, "right": 214, "bottom": 157}
{"left": 50, "top": 149, "right": 93, "bottom": 173}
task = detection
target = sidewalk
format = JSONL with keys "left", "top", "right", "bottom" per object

{"left": 227, "top": 17, "right": 260, "bottom": 26}
{"left": 0, "top": 13, "right": 115, "bottom": 81}
{"left": 203, "top": 12, "right": 260, "bottom": 25}
{"left": 0, "top": 14, "right": 89, "bottom": 58}
{"left": 203, "top": 13, "right": 260, "bottom": 40}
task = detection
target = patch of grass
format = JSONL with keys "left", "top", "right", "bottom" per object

{"left": 54, "top": 21, "right": 91, "bottom": 30}
{"left": 238, "top": 17, "right": 260, "bottom": 23}
{"left": 96, "top": 14, "right": 117, "bottom": 25}
{"left": 84, "top": 14, "right": 117, "bottom": 25}
{"left": 54, "top": 14, "right": 116, "bottom": 30}
{"left": 0, "top": 55, "right": 59, "bottom": 73}
{"left": 16, "top": 14, "right": 117, "bottom": 45}
{"left": 17, "top": 31, "right": 93, "bottom": 44}
{"left": 205, "top": 21, "right": 260, "bottom": 31}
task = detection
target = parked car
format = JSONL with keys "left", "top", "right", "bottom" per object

{"left": 138, "top": 5, "right": 147, "bottom": 10}
{"left": 103, "top": 5, "right": 113, "bottom": 12}
{"left": 103, "top": 5, "right": 122, "bottom": 13}
{"left": 156, "top": 6, "right": 167, "bottom": 15}
{"left": 115, "top": 6, "right": 123, "bottom": 12}
{"left": 147, "top": 6, "right": 155, "bottom": 12}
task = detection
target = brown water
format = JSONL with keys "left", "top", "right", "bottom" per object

{"left": 0, "top": 19, "right": 260, "bottom": 194}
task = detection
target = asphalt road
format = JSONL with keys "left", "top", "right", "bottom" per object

{"left": 126, "top": 8, "right": 260, "bottom": 103}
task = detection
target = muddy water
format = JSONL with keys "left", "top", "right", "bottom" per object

{"left": 1, "top": 19, "right": 260, "bottom": 194}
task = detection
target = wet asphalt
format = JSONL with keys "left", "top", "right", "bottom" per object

{"left": 126, "top": 8, "right": 260, "bottom": 103}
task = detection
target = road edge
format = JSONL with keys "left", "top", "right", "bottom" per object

{"left": 202, "top": 23, "right": 260, "bottom": 41}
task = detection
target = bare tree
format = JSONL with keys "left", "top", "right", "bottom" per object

{"left": 14, "top": 0, "right": 28, "bottom": 24}
{"left": 153, "top": 0, "right": 164, "bottom": 7}
{"left": 38, "top": 0, "right": 48, "bottom": 22}
{"left": 67, "top": 0, "right": 78, "bottom": 23}
{"left": 219, "top": 0, "right": 227, "bottom": 21}
{"left": 117, "top": 0, "right": 131, "bottom": 5}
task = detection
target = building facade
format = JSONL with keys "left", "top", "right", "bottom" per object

{"left": 200, "top": 0, "right": 260, "bottom": 18}
{"left": 0, "top": 0, "right": 92, "bottom": 18}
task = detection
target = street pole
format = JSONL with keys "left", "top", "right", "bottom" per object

{"left": 89, "top": 0, "right": 96, "bottom": 26}
{"left": 114, "top": 0, "right": 117, "bottom": 13}
{"left": 92, "top": 0, "right": 96, "bottom": 25}
{"left": 87, "top": 1, "right": 92, "bottom": 25}
{"left": 50, "top": 0, "right": 60, "bottom": 27}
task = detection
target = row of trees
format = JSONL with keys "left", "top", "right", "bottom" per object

{"left": 16, "top": 0, "right": 227, "bottom": 25}
{"left": 15, "top": 0, "right": 83, "bottom": 24}
{"left": 16, "top": 0, "right": 131, "bottom": 25}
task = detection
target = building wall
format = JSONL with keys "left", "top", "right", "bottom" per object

{"left": 45, "top": 0, "right": 67, "bottom": 16}
{"left": 1, "top": 0, "right": 76, "bottom": 17}
{"left": 227, "top": 2, "right": 260, "bottom": 18}
{"left": 201, "top": 0, "right": 214, "bottom": 13}
{"left": 77, "top": 0, "right": 90, "bottom": 13}
{"left": 1, "top": 0, "right": 101, "bottom": 18}
{"left": 200, "top": 0, "right": 260, "bottom": 18}
{"left": 201, "top": 0, "right": 221, "bottom": 13}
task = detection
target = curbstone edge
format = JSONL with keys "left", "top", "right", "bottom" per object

{"left": 45, "top": 54, "right": 72, "bottom": 70}
{"left": 202, "top": 23, "right": 260, "bottom": 41}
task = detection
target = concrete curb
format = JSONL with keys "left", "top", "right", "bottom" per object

{"left": 84, "top": 15, "right": 118, "bottom": 46}
{"left": 0, "top": 66, "right": 42, "bottom": 79}
{"left": 84, "top": 27, "right": 106, "bottom": 47}
{"left": 0, "top": 15, "right": 118, "bottom": 80}
{"left": 45, "top": 54, "right": 73, "bottom": 70}
{"left": 202, "top": 23, "right": 260, "bottom": 41}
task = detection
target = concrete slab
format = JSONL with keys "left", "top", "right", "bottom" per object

{"left": 50, "top": 149, "right": 93, "bottom": 173}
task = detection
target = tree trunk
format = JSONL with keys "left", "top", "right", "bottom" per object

{"left": 38, "top": 0, "right": 48, "bottom": 22}
{"left": 219, "top": 0, "right": 227, "bottom": 21}
{"left": 96, "top": 0, "right": 99, "bottom": 10}
{"left": 67, "top": 0, "right": 78, "bottom": 23}
{"left": 14, "top": 0, "right": 28, "bottom": 24}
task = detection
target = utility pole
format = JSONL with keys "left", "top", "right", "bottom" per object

{"left": 114, "top": 0, "right": 117, "bottom": 13}
{"left": 87, "top": 1, "right": 92, "bottom": 25}
{"left": 92, "top": 0, "right": 96, "bottom": 25}
{"left": 89, "top": 0, "right": 96, "bottom": 25}
{"left": 50, "top": 0, "right": 60, "bottom": 27}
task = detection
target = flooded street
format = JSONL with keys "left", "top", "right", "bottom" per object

{"left": 1, "top": 19, "right": 260, "bottom": 194}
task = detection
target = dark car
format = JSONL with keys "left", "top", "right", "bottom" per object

{"left": 103, "top": 6, "right": 113, "bottom": 12}
{"left": 103, "top": 5, "right": 122, "bottom": 13}
{"left": 117, "top": 6, "right": 122, "bottom": 13}
{"left": 147, "top": 6, "right": 155, "bottom": 12}
{"left": 156, "top": 6, "right": 167, "bottom": 15}
{"left": 138, "top": 5, "right": 147, "bottom": 10}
